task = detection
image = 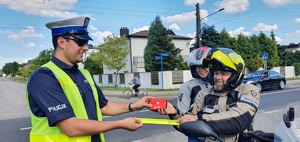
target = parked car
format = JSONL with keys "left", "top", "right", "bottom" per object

{"left": 242, "top": 70, "right": 286, "bottom": 92}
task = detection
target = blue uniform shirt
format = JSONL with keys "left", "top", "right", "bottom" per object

{"left": 131, "top": 77, "right": 141, "bottom": 85}
{"left": 27, "top": 56, "right": 108, "bottom": 142}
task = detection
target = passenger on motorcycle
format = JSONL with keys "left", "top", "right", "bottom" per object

{"left": 177, "top": 47, "right": 212, "bottom": 142}
{"left": 177, "top": 47, "right": 212, "bottom": 114}
{"left": 159, "top": 47, "right": 261, "bottom": 142}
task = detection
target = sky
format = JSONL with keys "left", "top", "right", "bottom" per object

{"left": 0, "top": 0, "right": 300, "bottom": 69}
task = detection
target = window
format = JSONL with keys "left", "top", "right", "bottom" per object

{"left": 120, "top": 73, "right": 125, "bottom": 84}
{"left": 99, "top": 75, "right": 102, "bottom": 84}
{"left": 151, "top": 71, "right": 159, "bottom": 85}
{"left": 133, "top": 56, "right": 144, "bottom": 65}
{"left": 172, "top": 70, "right": 183, "bottom": 84}
{"left": 108, "top": 74, "right": 113, "bottom": 83}
{"left": 270, "top": 71, "right": 279, "bottom": 76}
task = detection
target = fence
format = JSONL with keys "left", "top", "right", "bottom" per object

{"left": 93, "top": 70, "right": 192, "bottom": 89}
{"left": 93, "top": 66, "right": 295, "bottom": 89}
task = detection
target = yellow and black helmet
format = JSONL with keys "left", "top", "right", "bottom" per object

{"left": 203, "top": 47, "right": 245, "bottom": 90}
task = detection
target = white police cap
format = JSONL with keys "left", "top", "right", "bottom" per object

{"left": 46, "top": 16, "right": 93, "bottom": 40}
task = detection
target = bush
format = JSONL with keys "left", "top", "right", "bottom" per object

{"left": 292, "top": 63, "right": 300, "bottom": 76}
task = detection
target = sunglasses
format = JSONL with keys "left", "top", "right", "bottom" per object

{"left": 63, "top": 37, "right": 88, "bottom": 47}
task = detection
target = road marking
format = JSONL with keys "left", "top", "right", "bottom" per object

{"left": 261, "top": 87, "right": 300, "bottom": 96}
{"left": 262, "top": 110, "right": 282, "bottom": 114}
{"left": 20, "top": 127, "right": 32, "bottom": 131}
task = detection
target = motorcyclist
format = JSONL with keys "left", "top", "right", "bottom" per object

{"left": 177, "top": 47, "right": 212, "bottom": 142}
{"left": 159, "top": 47, "right": 260, "bottom": 142}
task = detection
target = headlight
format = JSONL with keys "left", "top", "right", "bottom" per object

{"left": 246, "top": 81, "right": 255, "bottom": 84}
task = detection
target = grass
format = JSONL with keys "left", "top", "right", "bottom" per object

{"left": 286, "top": 76, "right": 300, "bottom": 81}
{"left": 9, "top": 76, "right": 27, "bottom": 83}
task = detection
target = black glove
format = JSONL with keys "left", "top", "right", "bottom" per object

{"left": 238, "top": 130, "right": 275, "bottom": 142}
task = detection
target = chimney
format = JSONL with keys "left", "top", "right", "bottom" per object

{"left": 120, "top": 27, "right": 129, "bottom": 37}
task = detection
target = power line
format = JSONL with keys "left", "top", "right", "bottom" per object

{"left": 80, "top": 0, "right": 188, "bottom": 12}
{"left": 1, "top": 1, "right": 299, "bottom": 34}
{"left": 1, "top": 2, "right": 187, "bottom": 16}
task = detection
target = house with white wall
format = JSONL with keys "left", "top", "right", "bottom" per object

{"left": 103, "top": 27, "right": 193, "bottom": 74}
{"left": 285, "top": 43, "right": 300, "bottom": 52}
{"left": 78, "top": 45, "right": 99, "bottom": 68}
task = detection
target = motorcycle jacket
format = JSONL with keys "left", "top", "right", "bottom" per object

{"left": 192, "top": 83, "right": 260, "bottom": 142}
{"left": 177, "top": 78, "right": 211, "bottom": 114}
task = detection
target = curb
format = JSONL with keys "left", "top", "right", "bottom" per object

{"left": 286, "top": 79, "right": 300, "bottom": 85}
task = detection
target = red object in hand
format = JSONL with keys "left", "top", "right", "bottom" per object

{"left": 148, "top": 98, "right": 167, "bottom": 111}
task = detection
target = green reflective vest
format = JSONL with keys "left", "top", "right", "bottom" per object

{"left": 26, "top": 61, "right": 105, "bottom": 142}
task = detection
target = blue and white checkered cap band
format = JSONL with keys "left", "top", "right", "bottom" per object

{"left": 51, "top": 26, "right": 87, "bottom": 36}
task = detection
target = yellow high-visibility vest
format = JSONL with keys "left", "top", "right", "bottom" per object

{"left": 26, "top": 61, "right": 105, "bottom": 142}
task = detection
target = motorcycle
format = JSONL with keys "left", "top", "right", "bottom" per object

{"left": 180, "top": 101, "right": 300, "bottom": 142}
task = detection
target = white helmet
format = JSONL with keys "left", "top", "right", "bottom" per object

{"left": 188, "top": 46, "right": 211, "bottom": 78}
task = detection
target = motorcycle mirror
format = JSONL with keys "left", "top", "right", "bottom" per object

{"left": 283, "top": 107, "right": 294, "bottom": 128}
{"left": 288, "top": 107, "right": 295, "bottom": 121}
{"left": 283, "top": 113, "right": 291, "bottom": 128}
{"left": 180, "top": 120, "right": 224, "bottom": 142}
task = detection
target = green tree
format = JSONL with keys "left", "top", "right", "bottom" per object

{"left": 144, "top": 15, "right": 188, "bottom": 72}
{"left": 236, "top": 34, "right": 251, "bottom": 57}
{"left": 16, "top": 66, "right": 29, "bottom": 79}
{"left": 293, "top": 63, "right": 300, "bottom": 76}
{"left": 84, "top": 55, "right": 103, "bottom": 75}
{"left": 249, "top": 34, "right": 261, "bottom": 56}
{"left": 2, "top": 61, "right": 20, "bottom": 76}
{"left": 32, "top": 49, "right": 54, "bottom": 67}
{"left": 248, "top": 54, "right": 263, "bottom": 71}
{"left": 270, "top": 30, "right": 276, "bottom": 41}
{"left": 286, "top": 51, "right": 294, "bottom": 66}
{"left": 201, "top": 24, "right": 222, "bottom": 48}
{"left": 219, "top": 29, "right": 237, "bottom": 50}
{"left": 95, "top": 35, "right": 129, "bottom": 88}
{"left": 278, "top": 45, "right": 288, "bottom": 66}
{"left": 236, "top": 34, "right": 252, "bottom": 68}
{"left": 176, "top": 55, "right": 189, "bottom": 70}
{"left": 290, "top": 51, "right": 300, "bottom": 66}
{"left": 257, "top": 32, "right": 279, "bottom": 69}
{"left": 248, "top": 35, "right": 263, "bottom": 71}
{"left": 19, "top": 49, "right": 54, "bottom": 78}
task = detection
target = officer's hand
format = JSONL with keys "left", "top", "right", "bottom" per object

{"left": 119, "top": 117, "right": 143, "bottom": 131}
{"left": 177, "top": 114, "right": 197, "bottom": 124}
{"left": 131, "top": 96, "right": 153, "bottom": 111}
{"left": 157, "top": 102, "right": 177, "bottom": 115}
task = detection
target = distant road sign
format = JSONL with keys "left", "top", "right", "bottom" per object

{"left": 161, "top": 53, "right": 170, "bottom": 57}
{"left": 262, "top": 53, "right": 268, "bottom": 60}
{"left": 155, "top": 56, "right": 161, "bottom": 60}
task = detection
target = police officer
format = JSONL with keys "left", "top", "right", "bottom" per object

{"left": 26, "top": 16, "right": 152, "bottom": 142}
{"left": 159, "top": 48, "right": 260, "bottom": 142}
{"left": 177, "top": 47, "right": 211, "bottom": 114}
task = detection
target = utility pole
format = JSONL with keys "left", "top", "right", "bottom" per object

{"left": 195, "top": 4, "right": 224, "bottom": 49}
{"left": 195, "top": 3, "right": 200, "bottom": 49}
